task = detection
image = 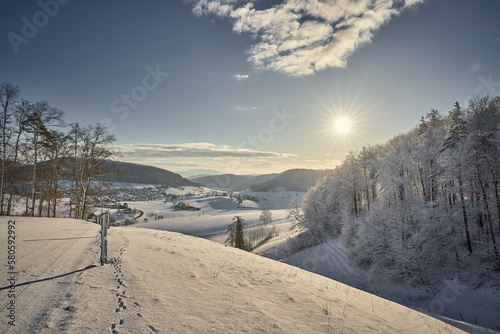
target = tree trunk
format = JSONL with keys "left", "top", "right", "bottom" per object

{"left": 30, "top": 134, "right": 38, "bottom": 217}
{"left": 458, "top": 170, "right": 473, "bottom": 254}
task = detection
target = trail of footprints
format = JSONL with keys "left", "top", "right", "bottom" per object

{"left": 110, "top": 234, "right": 159, "bottom": 333}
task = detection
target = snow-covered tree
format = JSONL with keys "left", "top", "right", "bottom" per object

{"left": 300, "top": 96, "right": 500, "bottom": 287}
{"left": 259, "top": 209, "right": 272, "bottom": 225}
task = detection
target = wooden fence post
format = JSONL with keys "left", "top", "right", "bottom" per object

{"left": 100, "top": 213, "right": 108, "bottom": 265}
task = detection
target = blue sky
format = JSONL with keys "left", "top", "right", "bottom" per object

{"left": 1, "top": 0, "right": 499, "bottom": 175}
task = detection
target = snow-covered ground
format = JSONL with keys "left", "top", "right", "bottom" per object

{"left": 283, "top": 240, "right": 500, "bottom": 334}
{"left": 6, "top": 186, "right": 498, "bottom": 333}
{"left": 0, "top": 217, "right": 467, "bottom": 333}
{"left": 119, "top": 187, "right": 500, "bottom": 334}
{"left": 122, "top": 190, "right": 302, "bottom": 244}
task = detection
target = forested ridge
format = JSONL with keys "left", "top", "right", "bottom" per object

{"left": 298, "top": 95, "right": 500, "bottom": 287}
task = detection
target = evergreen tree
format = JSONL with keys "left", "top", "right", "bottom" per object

{"left": 225, "top": 216, "right": 247, "bottom": 250}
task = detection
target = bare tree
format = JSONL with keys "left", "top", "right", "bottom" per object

{"left": 22, "top": 101, "right": 64, "bottom": 216}
{"left": 72, "top": 123, "right": 117, "bottom": 220}
{"left": 5, "top": 100, "right": 31, "bottom": 215}
{"left": 259, "top": 209, "right": 272, "bottom": 226}
{"left": 39, "top": 128, "right": 70, "bottom": 217}
{"left": 0, "top": 83, "right": 20, "bottom": 214}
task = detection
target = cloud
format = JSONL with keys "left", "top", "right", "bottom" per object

{"left": 115, "top": 143, "right": 294, "bottom": 159}
{"left": 233, "top": 73, "right": 249, "bottom": 80}
{"left": 226, "top": 105, "right": 261, "bottom": 111}
{"left": 192, "top": 0, "right": 424, "bottom": 76}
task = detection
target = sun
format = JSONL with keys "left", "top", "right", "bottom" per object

{"left": 333, "top": 117, "right": 351, "bottom": 135}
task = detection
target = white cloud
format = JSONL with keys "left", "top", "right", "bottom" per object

{"left": 192, "top": 0, "right": 424, "bottom": 76}
{"left": 233, "top": 73, "right": 249, "bottom": 80}
{"left": 227, "top": 105, "right": 261, "bottom": 111}
{"left": 115, "top": 143, "right": 294, "bottom": 159}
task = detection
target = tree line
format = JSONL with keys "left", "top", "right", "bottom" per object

{"left": 0, "top": 82, "right": 118, "bottom": 219}
{"left": 293, "top": 95, "right": 500, "bottom": 287}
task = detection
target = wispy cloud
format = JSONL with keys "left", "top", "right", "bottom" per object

{"left": 192, "top": 0, "right": 424, "bottom": 76}
{"left": 233, "top": 73, "right": 249, "bottom": 80}
{"left": 115, "top": 143, "right": 294, "bottom": 159}
{"left": 226, "top": 105, "right": 262, "bottom": 111}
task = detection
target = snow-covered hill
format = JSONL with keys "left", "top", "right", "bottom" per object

{"left": 0, "top": 217, "right": 466, "bottom": 333}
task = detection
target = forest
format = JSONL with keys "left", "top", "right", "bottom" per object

{"left": 0, "top": 82, "right": 117, "bottom": 219}
{"left": 297, "top": 95, "right": 500, "bottom": 287}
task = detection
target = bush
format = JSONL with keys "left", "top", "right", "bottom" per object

{"left": 123, "top": 218, "right": 135, "bottom": 226}
{"left": 247, "top": 225, "right": 279, "bottom": 249}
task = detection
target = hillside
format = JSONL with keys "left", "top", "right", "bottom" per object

{"left": 182, "top": 169, "right": 223, "bottom": 179}
{"left": 190, "top": 173, "right": 256, "bottom": 190}
{"left": 101, "top": 161, "right": 197, "bottom": 187}
{"left": 0, "top": 217, "right": 466, "bottom": 334}
{"left": 233, "top": 173, "right": 279, "bottom": 190}
{"left": 249, "top": 168, "right": 324, "bottom": 192}
{"left": 191, "top": 169, "right": 322, "bottom": 192}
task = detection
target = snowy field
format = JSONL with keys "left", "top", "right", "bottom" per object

{"left": 119, "top": 187, "right": 500, "bottom": 334}
{"left": 124, "top": 190, "right": 303, "bottom": 244}
{"left": 4, "top": 186, "right": 499, "bottom": 333}
{"left": 0, "top": 217, "right": 467, "bottom": 333}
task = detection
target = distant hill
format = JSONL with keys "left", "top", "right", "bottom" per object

{"left": 233, "top": 173, "right": 278, "bottom": 191}
{"left": 181, "top": 169, "right": 223, "bottom": 179}
{"left": 249, "top": 169, "right": 324, "bottom": 192}
{"left": 100, "top": 161, "right": 197, "bottom": 187}
{"left": 190, "top": 174, "right": 255, "bottom": 190}
{"left": 192, "top": 169, "right": 323, "bottom": 192}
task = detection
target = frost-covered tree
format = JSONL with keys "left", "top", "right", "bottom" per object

{"left": 299, "top": 96, "right": 500, "bottom": 287}
{"left": 259, "top": 209, "right": 272, "bottom": 225}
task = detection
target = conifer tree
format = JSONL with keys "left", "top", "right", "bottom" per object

{"left": 225, "top": 216, "right": 247, "bottom": 250}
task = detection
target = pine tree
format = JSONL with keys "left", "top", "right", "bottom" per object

{"left": 225, "top": 216, "right": 247, "bottom": 250}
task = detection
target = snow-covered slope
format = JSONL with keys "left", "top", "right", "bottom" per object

{"left": 0, "top": 217, "right": 466, "bottom": 333}
{"left": 284, "top": 239, "right": 500, "bottom": 334}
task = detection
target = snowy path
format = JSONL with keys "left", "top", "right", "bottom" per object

{"left": 1, "top": 217, "right": 468, "bottom": 333}
{"left": 0, "top": 217, "right": 115, "bottom": 333}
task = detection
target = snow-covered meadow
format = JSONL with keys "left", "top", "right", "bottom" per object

{"left": 101, "top": 186, "right": 500, "bottom": 333}
{"left": 2, "top": 185, "right": 499, "bottom": 333}
{"left": 1, "top": 217, "right": 467, "bottom": 333}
